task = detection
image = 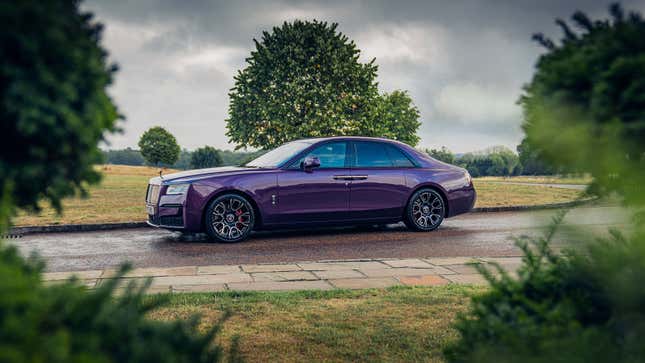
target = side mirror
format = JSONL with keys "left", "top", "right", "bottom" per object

{"left": 301, "top": 156, "right": 321, "bottom": 172}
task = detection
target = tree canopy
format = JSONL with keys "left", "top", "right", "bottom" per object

{"left": 138, "top": 127, "right": 181, "bottom": 166}
{"left": 0, "top": 0, "right": 119, "bottom": 217}
{"left": 227, "top": 20, "right": 421, "bottom": 149}
{"left": 521, "top": 3, "right": 645, "bottom": 201}
{"left": 191, "top": 146, "right": 223, "bottom": 169}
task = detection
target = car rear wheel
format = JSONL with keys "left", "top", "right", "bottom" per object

{"left": 404, "top": 188, "right": 445, "bottom": 231}
{"left": 205, "top": 194, "right": 255, "bottom": 243}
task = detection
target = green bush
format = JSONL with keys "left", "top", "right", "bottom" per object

{"left": 0, "top": 244, "right": 225, "bottom": 363}
{"left": 445, "top": 212, "right": 645, "bottom": 363}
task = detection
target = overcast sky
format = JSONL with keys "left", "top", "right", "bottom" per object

{"left": 85, "top": 0, "right": 645, "bottom": 153}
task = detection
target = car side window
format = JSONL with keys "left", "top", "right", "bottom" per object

{"left": 384, "top": 145, "right": 415, "bottom": 167}
{"left": 290, "top": 142, "right": 348, "bottom": 169}
{"left": 353, "top": 142, "right": 393, "bottom": 167}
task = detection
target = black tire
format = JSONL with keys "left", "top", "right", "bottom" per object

{"left": 205, "top": 194, "right": 255, "bottom": 243}
{"left": 403, "top": 188, "right": 445, "bottom": 231}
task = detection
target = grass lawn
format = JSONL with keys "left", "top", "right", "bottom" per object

{"left": 13, "top": 165, "right": 584, "bottom": 226}
{"left": 472, "top": 180, "right": 583, "bottom": 208}
{"left": 149, "top": 285, "right": 481, "bottom": 362}
{"left": 476, "top": 175, "right": 592, "bottom": 185}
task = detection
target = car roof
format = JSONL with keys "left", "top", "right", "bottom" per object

{"left": 295, "top": 136, "right": 405, "bottom": 145}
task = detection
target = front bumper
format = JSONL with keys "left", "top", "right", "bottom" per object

{"left": 146, "top": 184, "right": 187, "bottom": 230}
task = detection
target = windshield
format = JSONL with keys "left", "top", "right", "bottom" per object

{"left": 245, "top": 141, "right": 313, "bottom": 168}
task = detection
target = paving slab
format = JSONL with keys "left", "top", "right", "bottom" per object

{"left": 251, "top": 271, "right": 318, "bottom": 282}
{"left": 443, "top": 274, "right": 489, "bottom": 285}
{"left": 329, "top": 277, "right": 401, "bottom": 289}
{"left": 312, "top": 269, "right": 366, "bottom": 280}
{"left": 171, "top": 284, "right": 227, "bottom": 293}
{"left": 298, "top": 261, "right": 386, "bottom": 271}
{"left": 102, "top": 266, "right": 197, "bottom": 278}
{"left": 480, "top": 257, "right": 523, "bottom": 265}
{"left": 399, "top": 275, "right": 450, "bottom": 286}
{"left": 424, "top": 257, "right": 482, "bottom": 266}
{"left": 227, "top": 280, "right": 333, "bottom": 291}
{"left": 381, "top": 258, "right": 434, "bottom": 268}
{"left": 197, "top": 265, "right": 242, "bottom": 274}
{"left": 241, "top": 264, "right": 302, "bottom": 273}
{"left": 150, "top": 273, "right": 252, "bottom": 287}
{"left": 443, "top": 264, "right": 483, "bottom": 274}
{"left": 42, "top": 270, "right": 103, "bottom": 281}
{"left": 360, "top": 267, "right": 450, "bottom": 278}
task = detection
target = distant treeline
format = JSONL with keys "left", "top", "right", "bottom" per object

{"left": 104, "top": 142, "right": 558, "bottom": 177}
{"left": 101, "top": 148, "right": 264, "bottom": 169}
{"left": 427, "top": 141, "right": 560, "bottom": 177}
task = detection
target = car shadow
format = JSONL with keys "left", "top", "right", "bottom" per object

{"left": 176, "top": 223, "right": 411, "bottom": 243}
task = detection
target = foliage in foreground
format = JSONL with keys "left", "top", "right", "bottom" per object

{"left": 521, "top": 3, "right": 645, "bottom": 203}
{"left": 445, "top": 211, "right": 645, "bottom": 363}
{"left": 0, "top": 244, "right": 224, "bottom": 363}
{"left": 0, "top": 0, "right": 119, "bottom": 216}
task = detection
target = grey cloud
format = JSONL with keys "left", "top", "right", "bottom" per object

{"left": 87, "top": 0, "right": 645, "bottom": 153}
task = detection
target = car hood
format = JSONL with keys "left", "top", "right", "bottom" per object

{"left": 149, "top": 166, "right": 274, "bottom": 184}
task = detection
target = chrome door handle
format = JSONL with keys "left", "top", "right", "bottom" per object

{"left": 333, "top": 175, "right": 368, "bottom": 180}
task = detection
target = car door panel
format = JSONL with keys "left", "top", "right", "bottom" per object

{"left": 275, "top": 142, "right": 350, "bottom": 225}
{"left": 349, "top": 141, "right": 411, "bottom": 220}
{"left": 349, "top": 169, "right": 407, "bottom": 219}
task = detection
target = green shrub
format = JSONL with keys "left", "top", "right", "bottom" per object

{"left": 445, "top": 211, "right": 645, "bottom": 363}
{"left": 0, "top": 244, "right": 225, "bottom": 363}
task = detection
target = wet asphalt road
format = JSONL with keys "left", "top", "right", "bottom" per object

{"left": 12, "top": 205, "right": 626, "bottom": 272}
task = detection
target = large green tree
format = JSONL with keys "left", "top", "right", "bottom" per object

{"left": 138, "top": 126, "right": 180, "bottom": 166}
{"left": 190, "top": 146, "right": 222, "bottom": 169}
{"left": 227, "top": 20, "right": 421, "bottom": 149}
{"left": 521, "top": 3, "right": 645, "bottom": 202}
{"left": 0, "top": 0, "right": 119, "bottom": 218}
{"left": 370, "top": 90, "right": 421, "bottom": 146}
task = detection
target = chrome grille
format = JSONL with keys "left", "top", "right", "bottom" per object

{"left": 146, "top": 184, "right": 160, "bottom": 204}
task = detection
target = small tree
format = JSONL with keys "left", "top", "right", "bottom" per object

{"left": 191, "top": 146, "right": 223, "bottom": 169}
{"left": 0, "top": 0, "right": 119, "bottom": 216}
{"left": 138, "top": 127, "right": 180, "bottom": 166}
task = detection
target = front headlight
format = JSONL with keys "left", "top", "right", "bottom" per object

{"left": 165, "top": 183, "right": 190, "bottom": 195}
{"left": 464, "top": 170, "right": 472, "bottom": 185}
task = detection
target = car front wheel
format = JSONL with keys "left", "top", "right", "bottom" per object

{"left": 205, "top": 194, "right": 255, "bottom": 243}
{"left": 404, "top": 188, "right": 445, "bottom": 231}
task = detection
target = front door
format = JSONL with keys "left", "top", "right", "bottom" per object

{"left": 276, "top": 141, "right": 350, "bottom": 225}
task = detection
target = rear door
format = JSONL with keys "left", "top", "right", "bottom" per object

{"left": 276, "top": 141, "right": 351, "bottom": 225}
{"left": 348, "top": 141, "right": 413, "bottom": 220}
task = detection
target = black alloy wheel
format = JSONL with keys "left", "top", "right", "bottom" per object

{"left": 404, "top": 188, "right": 445, "bottom": 231}
{"left": 205, "top": 194, "right": 255, "bottom": 242}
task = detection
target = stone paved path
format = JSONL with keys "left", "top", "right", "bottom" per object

{"left": 42, "top": 257, "right": 522, "bottom": 293}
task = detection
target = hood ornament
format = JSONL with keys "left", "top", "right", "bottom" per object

{"left": 159, "top": 169, "right": 164, "bottom": 180}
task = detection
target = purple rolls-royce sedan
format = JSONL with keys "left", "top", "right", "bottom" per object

{"left": 145, "top": 136, "right": 476, "bottom": 242}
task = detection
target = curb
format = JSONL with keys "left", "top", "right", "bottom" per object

{"left": 10, "top": 222, "right": 149, "bottom": 235}
{"left": 471, "top": 197, "right": 596, "bottom": 213}
{"left": 10, "top": 198, "right": 597, "bottom": 236}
